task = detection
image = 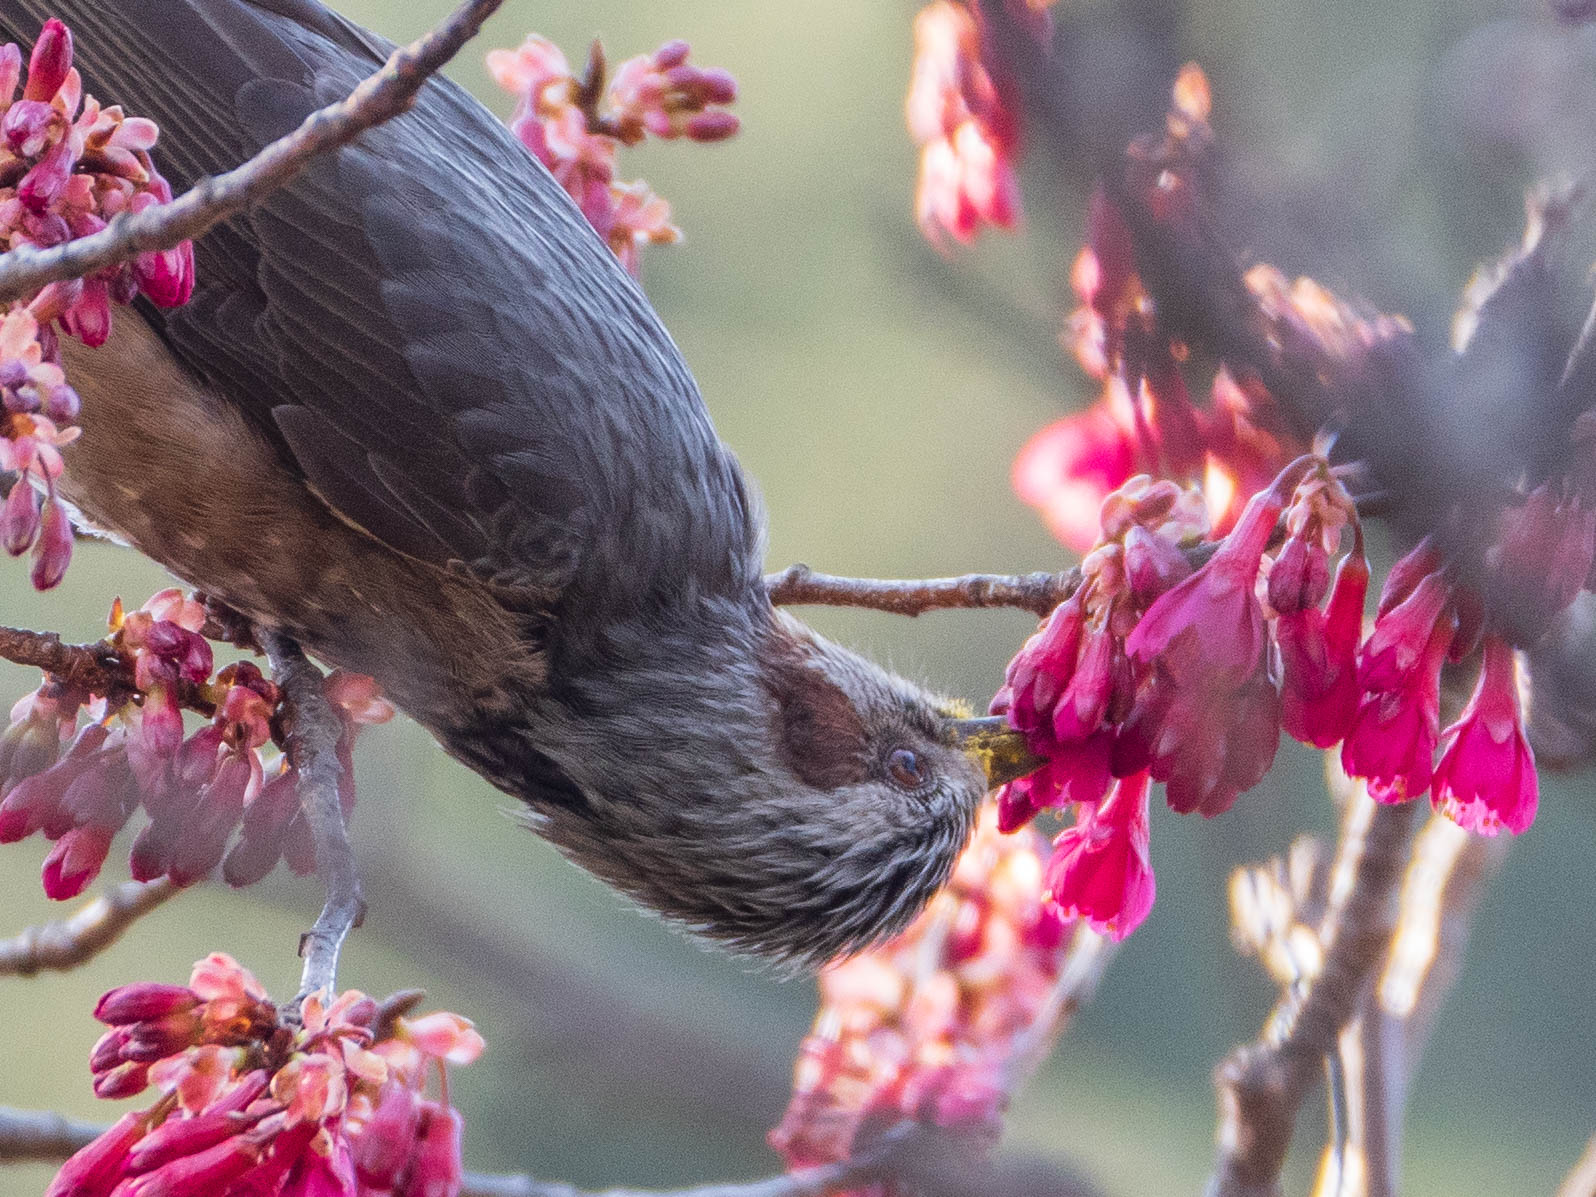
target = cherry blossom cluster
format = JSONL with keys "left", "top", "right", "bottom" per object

{"left": 914, "top": 60, "right": 1567, "bottom": 940}
{"left": 48, "top": 953, "right": 481, "bottom": 1197}
{"left": 0, "top": 17, "right": 195, "bottom": 590}
{"left": 769, "top": 806, "right": 1075, "bottom": 1192}
{"left": 488, "top": 33, "right": 738, "bottom": 276}
{"left": 0, "top": 588, "right": 392, "bottom": 900}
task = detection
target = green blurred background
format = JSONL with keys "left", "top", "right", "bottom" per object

{"left": 3, "top": 1, "right": 1595, "bottom": 1193}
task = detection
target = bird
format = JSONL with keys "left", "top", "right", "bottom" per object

{"left": 0, "top": 0, "right": 1035, "bottom": 967}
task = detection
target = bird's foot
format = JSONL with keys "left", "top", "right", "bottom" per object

{"left": 259, "top": 627, "right": 366, "bottom": 1005}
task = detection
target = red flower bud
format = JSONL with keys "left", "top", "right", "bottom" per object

{"left": 23, "top": 18, "right": 72, "bottom": 102}
{"left": 96, "top": 983, "right": 199, "bottom": 1026}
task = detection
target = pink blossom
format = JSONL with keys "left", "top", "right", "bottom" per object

{"left": 1431, "top": 636, "right": 1537, "bottom": 835}
{"left": 1278, "top": 549, "right": 1368, "bottom": 748}
{"left": 1342, "top": 610, "right": 1453, "bottom": 804}
{"left": 1044, "top": 770, "right": 1155, "bottom": 940}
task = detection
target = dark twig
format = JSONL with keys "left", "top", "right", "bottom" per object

{"left": 1208, "top": 783, "right": 1418, "bottom": 1197}
{"left": 765, "top": 564, "right": 1080, "bottom": 618}
{"left": 0, "top": 878, "right": 177, "bottom": 976}
{"left": 0, "top": 624, "right": 216, "bottom": 715}
{"left": 260, "top": 630, "right": 363, "bottom": 1001}
{"left": 0, "top": 0, "right": 505, "bottom": 304}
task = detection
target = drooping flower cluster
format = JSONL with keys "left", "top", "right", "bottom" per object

{"left": 0, "top": 17, "right": 195, "bottom": 589}
{"left": 0, "top": 588, "right": 393, "bottom": 900}
{"left": 963, "top": 57, "right": 1596, "bottom": 939}
{"left": 49, "top": 953, "right": 482, "bottom": 1197}
{"left": 487, "top": 34, "right": 738, "bottom": 276}
{"left": 770, "top": 806, "right": 1075, "bottom": 1192}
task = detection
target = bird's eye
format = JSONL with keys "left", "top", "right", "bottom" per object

{"left": 887, "top": 747, "right": 930, "bottom": 792}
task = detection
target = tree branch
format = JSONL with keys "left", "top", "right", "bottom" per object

{"left": 1312, "top": 818, "right": 1506, "bottom": 1197}
{"left": 0, "top": 623, "right": 218, "bottom": 715}
{"left": 1208, "top": 781, "right": 1418, "bottom": 1197}
{"left": 260, "top": 630, "right": 363, "bottom": 1002}
{"left": 0, "top": 1108, "right": 104, "bottom": 1163}
{"left": 0, "top": 878, "right": 177, "bottom": 976}
{"left": 0, "top": 0, "right": 505, "bottom": 304}
{"left": 765, "top": 564, "right": 1080, "bottom": 618}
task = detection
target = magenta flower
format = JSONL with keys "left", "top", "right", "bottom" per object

{"left": 1044, "top": 770, "right": 1155, "bottom": 940}
{"left": 1126, "top": 478, "right": 1283, "bottom": 686}
{"left": 1278, "top": 549, "right": 1368, "bottom": 748}
{"left": 993, "top": 732, "right": 1113, "bottom": 832}
{"left": 1431, "top": 636, "right": 1538, "bottom": 835}
{"left": 1485, "top": 483, "right": 1596, "bottom": 634}
{"left": 1342, "top": 600, "right": 1453, "bottom": 804}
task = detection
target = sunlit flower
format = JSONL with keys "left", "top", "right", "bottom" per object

{"left": 1431, "top": 636, "right": 1537, "bottom": 835}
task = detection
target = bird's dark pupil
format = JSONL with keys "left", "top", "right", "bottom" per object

{"left": 888, "top": 748, "right": 924, "bottom": 789}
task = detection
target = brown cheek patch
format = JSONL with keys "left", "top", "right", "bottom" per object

{"left": 766, "top": 658, "right": 871, "bottom": 791}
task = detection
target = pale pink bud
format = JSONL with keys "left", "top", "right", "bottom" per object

{"left": 1, "top": 477, "right": 39, "bottom": 554}
{"left": 29, "top": 495, "right": 71, "bottom": 588}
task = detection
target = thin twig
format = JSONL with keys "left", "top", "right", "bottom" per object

{"left": 0, "top": 624, "right": 216, "bottom": 715}
{"left": 766, "top": 564, "right": 1080, "bottom": 618}
{"left": 0, "top": 0, "right": 505, "bottom": 304}
{"left": 1208, "top": 783, "right": 1418, "bottom": 1197}
{"left": 260, "top": 631, "right": 363, "bottom": 1001}
{"left": 0, "top": 878, "right": 177, "bottom": 976}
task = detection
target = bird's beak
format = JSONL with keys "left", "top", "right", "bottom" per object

{"left": 948, "top": 716, "right": 1046, "bottom": 790}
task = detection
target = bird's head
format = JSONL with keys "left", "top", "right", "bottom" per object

{"left": 659, "top": 609, "right": 1042, "bottom": 966}
{"left": 526, "top": 606, "right": 1043, "bottom": 970}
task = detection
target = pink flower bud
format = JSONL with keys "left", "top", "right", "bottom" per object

{"left": 125, "top": 1073, "right": 269, "bottom": 1174}
{"left": 93, "top": 1060, "right": 150, "bottom": 1099}
{"left": 18, "top": 134, "right": 75, "bottom": 213}
{"left": 1278, "top": 550, "right": 1368, "bottom": 748}
{"left": 353, "top": 1082, "right": 422, "bottom": 1187}
{"left": 1044, "top": 770, "right": 1155, "bottom": 940}
{"left": 222, "top": 770, "right": 299, "bottom": 887}
{"left": 1123, "top": 525, "right": 1194, "bottom": 605}
{"left": 96, "top": 983, "right": 199, "bottom": 1026}
{"left": 166, "top": 754, "right": 251, "bottom": 886}
{"left": 23, "top": 19, "right": 73, "bottom": 102}
{"left": 1431, "top": 636, "right": 1537, "bottom": 835}
{"left": 44, "top": 1110, "right": 147, "bottom": 1197}
{"left": 90, "top": 1026, "right": 131, "bottom": 1072}
{"left": 0, "top": 43, "right": 22, "bottom": 106}
{"left": 119, "top": 1133, "right": 260, "bottom": 1197}
{"left": 30, "top": 496, "right": 73, "bottom": 589}
{"left": 61, "top": 276, "right": 112, "bottom": 347}
{"left": 405, "top": 1105, "right": 464, "bottom": 1197}
{"left": 41, "top": 822, "right": 113, "bottom": 898}
{"left": 685, "top": 109, "right": 739, "bottom": 142}
{"left": 3, "top": 97, "right": 55, "bottom": 156}
{"left": 1, "top": 476, "right": 39, "bottom": 555}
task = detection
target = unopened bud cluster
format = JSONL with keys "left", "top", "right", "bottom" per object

{"left": 0, "top": 589, "right": 393, "bottom": 900}
{"left": 49, "top": 953, "right": 482, "bottom": 1197}
{"left": 488, "top": 33, "right": 738, "bottom": 276}
{"left": 0, "top": 18, "right": 195, "bottom": 589}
